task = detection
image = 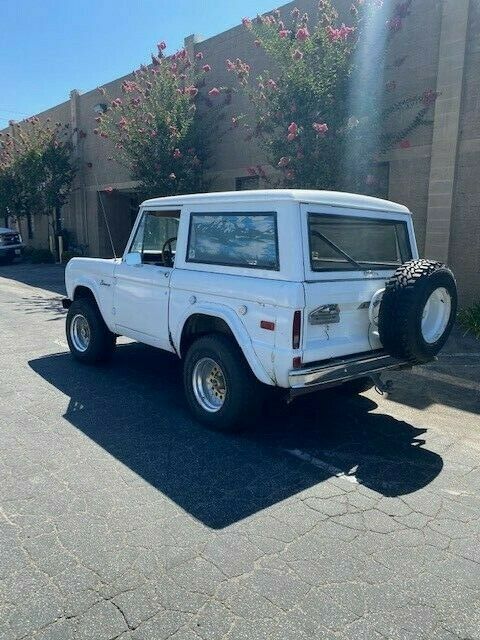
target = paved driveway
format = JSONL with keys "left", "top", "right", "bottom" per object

{"left": 1, "top": 264, "right": 480, "bottom": 640}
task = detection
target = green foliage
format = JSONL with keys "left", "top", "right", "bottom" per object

{"left": 0, "top": 119, "right": 75, "bottom": 224}
{"left": 233, "top": 0, "right": 437, "bottom": 193}
{"left": 96, "top": 44, "right": 226, "bottom": 198}
{"left": 458, "top": 303, "right": 480, "bottom": 339}
{"left": 61, "top": 250, "right": 82, "bottom": 263}
{"left": 27, "top": 248, "right": 55, "bottom": 264}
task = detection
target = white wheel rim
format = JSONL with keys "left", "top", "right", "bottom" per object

{"left": 70, "top": 314, "right": 91, "bottom": 352}
{"left": 421, "top": 287, "right": 452, "bottom": 344}
{"left": 192, "top": 357, "right": 227, "bottom": 413}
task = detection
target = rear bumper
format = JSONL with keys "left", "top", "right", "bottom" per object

{"left": 288, "top": 350, "right": 411, "bottom": 397}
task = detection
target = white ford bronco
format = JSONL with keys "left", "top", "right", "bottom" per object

{"left": 64, "top": 189, "right": 457, "bottom": 431}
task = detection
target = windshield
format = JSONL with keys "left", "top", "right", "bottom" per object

{"left": 308, "top": 213, "right": 412, "bottom": 272}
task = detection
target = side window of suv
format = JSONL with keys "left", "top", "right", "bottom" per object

{"left": 130, "top": 210, "right": 180, "bottom": 267}
{"left": 187, "top": 213, "right": 279, "bottom": 270}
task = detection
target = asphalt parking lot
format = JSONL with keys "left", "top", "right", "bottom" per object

{"left": 1, "top": 263, "right": 480, "bottom": 640}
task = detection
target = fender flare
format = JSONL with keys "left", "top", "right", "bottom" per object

{"left": 172, "top": 303, "right": 275, "bottom": 386}
{"left": 69, "top": 278, "right": 113, "bottom": 329}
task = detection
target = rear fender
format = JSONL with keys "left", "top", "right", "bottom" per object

{"left": 173, "top": 303, "right": 275, "bottom": 386}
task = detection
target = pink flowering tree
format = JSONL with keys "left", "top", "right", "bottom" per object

{"left": 231, "top": 0, "right": 437, "bottom": 193}
{"left": 95, "top": 43, "right": 225, "bottom": 197}
{"left": 0, "top": 118, "right": 75, "bottom": 237}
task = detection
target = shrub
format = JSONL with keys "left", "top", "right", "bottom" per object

{"left": 61, "top": 250, "right": 82, "bottom": 263}
{"left": 28, "top": 249, "right": 55, "bottom": 264}
{"left": 458, "top": 303, "right": 480, "bottom": 339}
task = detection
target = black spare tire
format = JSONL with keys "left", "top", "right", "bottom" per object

{"left": 378, "top": 259, "right": 457, "bottom": 364}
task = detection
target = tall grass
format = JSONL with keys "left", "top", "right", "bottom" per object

{"left": 458, "top": 303, "right": 480, "bottom": 339}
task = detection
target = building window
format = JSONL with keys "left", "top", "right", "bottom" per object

{"left": 187, "top": 213, "right": 279, "bottom": 270}
{"left": 235, "top": 176, "right": 260, "bottom": 191}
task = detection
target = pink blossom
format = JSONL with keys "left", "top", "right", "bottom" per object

{"left": 150, "top": 131, "right": 157, "bottom": 137}
{"left": 292, "top": 49, "right": 303, "bottom": 61}
{"left": 118, "top": 117, "right": 128, "bottom": 129}
{"left": 400, "top": 139, "right": 411, "bottom": 149}
{"left": 202, "top": 64, "right": 211, "bottom": 73}
{"left": 285, "top": 170, "right": 295, "bottom": 180}
{"left": 291, "top": 7, "right": 300, "bottom": 18}
{"left": 169, "top": 173, "right": 176, "bottom": 180}
{"left": 242, "top": 17, "right": 252, "bottom": 29}
{"left": 100, "top": 132, "right": 108, "bottom": 138}
{"left": 288, "top": 122, "right": 298, "bottom": 136}
{"left": 313, "top": 122, "right": 328, "bottom": 134}
{"left": 173, "top": 148, "right": 182, "bottom": 159}
{"left": 226, "top": 59, "right": 235, "bottom": 71}
{"left": 386, "top": 17, "right": 403, "bottom": 31}
{"left": 277, "top": 156, "right": 290, "bottom": 167}
{"left": 208, "top": 87, "right": 220, "bottom": 97}
{"left": 422, "top": 89, "right": 439, "bottom": 107}
{"left": 247, "top": 166, "right": 257, "bottom": 176}
{"left": 175, "top": 48, "right": 187, "bottom": 59}
{"left": 296, "top": 27, "right": 310, "bottom": 41}
{"left": 105, "top": 187, "right": 113, "bottom": 193}
{"left": 186, "top": 85, "right": 198, "bottom": 97}
{"left": 287, "top": 133, "right": 296, "bottom": 142}
{"left": 267, "top": 79, "right": 278, "bottom": 90}
{"left": 157, "top": 41, "right": 166, "bottom": 51}
{"left": 151, "top": 54, "right": 161, "bottom": 66}
{"left": 195, "top": 51, "right": 204, "bottom": 59}
{"left": 327, "top": 24, "right": 355, "bottom": 42}
{"left": 366, "top": 174, "right": 377, "bottom": 185}
{"left": 279, "top": 29, "right": 290, "bottom": 38}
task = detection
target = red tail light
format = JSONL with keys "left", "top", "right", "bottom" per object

{"left": 292, "top": 310, "right": 302, "bottom": 350}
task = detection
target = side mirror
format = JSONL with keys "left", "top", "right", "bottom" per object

{"left": 124, "top": 252, "right": 142, "bottom": 266}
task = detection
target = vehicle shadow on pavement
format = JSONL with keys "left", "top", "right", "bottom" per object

{"left": 29, "top": 342, "right": 444, "bottom": 529}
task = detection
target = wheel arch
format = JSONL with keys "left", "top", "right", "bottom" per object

{"left": 174, "top": 306, "right": 274, "bottom": 386}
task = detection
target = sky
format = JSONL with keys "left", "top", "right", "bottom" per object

{"left": 0, "top": 0, "right": 277, "bottom": 124}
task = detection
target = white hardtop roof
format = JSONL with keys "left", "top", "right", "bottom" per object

{"left": 0, "top": 227, "right": 15, "bottom": 233}
{"left": 141, "top": 189, "right": 411, "bottom": 215}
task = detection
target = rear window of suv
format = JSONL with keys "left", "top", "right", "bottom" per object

{"left": 187, "top": 213, "right": 279, "bottom": 270}
{"left": 308, "top": 213, "right": 412, "bottom": 272}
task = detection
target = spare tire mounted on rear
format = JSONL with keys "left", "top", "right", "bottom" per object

{"left": 378, "top": 259, "right": 457, "bottom": 364}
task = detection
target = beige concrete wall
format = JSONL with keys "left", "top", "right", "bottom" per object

{"left": 449, "top": 0, "right": 480, "bottom": 306}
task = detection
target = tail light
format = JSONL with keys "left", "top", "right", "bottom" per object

{"left": 292, "top": 310, "right": 302, "bottom": 350}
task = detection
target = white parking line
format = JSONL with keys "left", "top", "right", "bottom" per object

{"left": 413, "top": 367, "right": 480, "bottom": 392}
{"left": 284, "top": 448, "right": 359, "bottom": 484}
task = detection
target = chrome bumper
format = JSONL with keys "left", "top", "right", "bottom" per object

{"left": 288, "top": 351, "right": 410, "bottom": 396}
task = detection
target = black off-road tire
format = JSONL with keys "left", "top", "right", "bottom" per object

{"left": 378, "top": 259, "right": 457, "bottom": 364}
{"left": 183, "top": 334, "right": 262, "bottom": 432}
{"left": 66, "top": 298, "right": 116, "bottom": 364}
{"left": 338, "top": 377, "right": 374, "bottom": 395}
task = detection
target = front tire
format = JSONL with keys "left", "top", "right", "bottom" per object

{"left": 183, "top": 334, "right": 261, "bottom": 432}
{"left": 66, "top": 298, "right": 116, "bottom": 364}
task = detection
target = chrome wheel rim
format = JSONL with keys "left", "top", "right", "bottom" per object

{"left": 70, "top": 314, "right": 91, "bottom": 352}
{"left": 192, "top": 357, "right": 227, "bottom": 413}
{"left": 421, "top": 287, "right": 452, "bottom": 344}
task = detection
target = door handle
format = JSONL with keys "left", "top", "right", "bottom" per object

{"left": 100, "top": 279, "right": 111, "bottom": 287}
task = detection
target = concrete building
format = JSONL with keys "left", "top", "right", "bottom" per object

{"left": 3, "top": 0, "right": 479, "bottom": 304}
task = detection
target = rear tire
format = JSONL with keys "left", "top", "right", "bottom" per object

{"left": 183, "top": 334, "right": 261, "bottom": 432}
{"left": 66, "top": 298, "right": 116, "bottom": 364}
{"left": 378, "top": 259, "right": 457, "bottom": 364}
